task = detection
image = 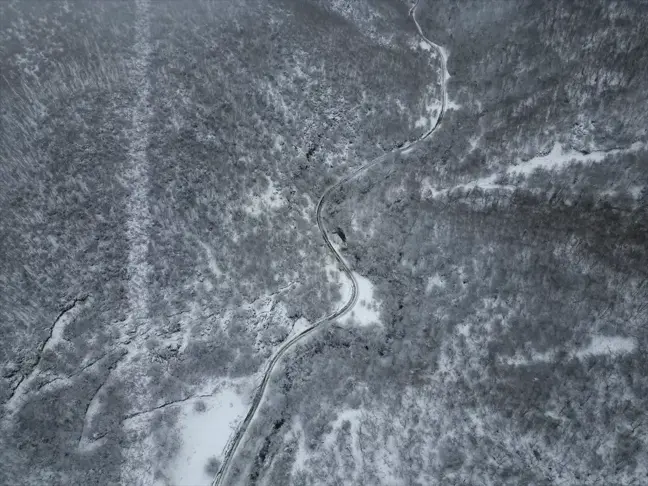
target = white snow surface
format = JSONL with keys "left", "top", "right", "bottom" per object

{"left": 446, "top": 99, "right": 462, "bottom": 111}
{"left": 324, "top": 409, "right": 366, "bottom": 483}
{"left": 325, "top": 259, "right": 353, "bottom": 305}
{"left": 288, "top": 417, "right": 309, "bottom": 476}
{"left": 3, "top": 297, "right": 92, "bottom": 416}
{"left": 200, "top": 240, "right": 223, "bottom": 278}
{"left": 290, "top": 409, "right": 369, "bottom": 481}
{"left": 244, "top": 178, "right": 286, "bottom": 216}
{"left": 505, "top": 334, "right": 637, "bottom": 366}
{"left": 414, "top": 115, "right": 429, "bottom": 128}
{"left": 422, "top": 141, "right": 647, "bottom": 200}
{"left": 83, "top": 0, "right": 154, "bottom": 452}
{"left": 340, "top": 272, "right": 382, "bottom": 327}
{"left": 125, "top": 0, "right": 153, "bottom": 326}
{"left": 509, "top": 142, "right": 640, "bottom": 176}
{"left": 419, "top": 176, "right": 445, "bottom": 199}
{"left": 575, "top": 335, "right": 637, "bottom": 358}
{"left": 324, "top": 251, "right": 381, "bottom": 328}
{"left": 401, "top": 145, "right": 416, "bottom": 155}
{"left": 171, "top": 389, "right": 247, "bottom": 486}
{"left": 417, "top": 99, "right": 441, "bottom": 131}
{"left": 289, "top": 317, "right": 311, "bottom": 337}
{"left": 423, "top": 174, "right": 513, "bottom": 199}
{"left": 121, "top": 383, "right": 249, "bottom": 486}
{"left": 323, "top": 409, "right": 363, "bottom": 447}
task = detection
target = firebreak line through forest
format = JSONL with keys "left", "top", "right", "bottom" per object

{"left": 212, "top": 1, "right": 449, "bottom": 484}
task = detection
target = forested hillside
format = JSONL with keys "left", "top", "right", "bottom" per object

{"left": 0, "top": 0, "right": 442, "bottom": 483}
{"left": 2, "top": 0, "right": 646, "bottom": 484}
{"left": 224, "top": 0, "right": 648, "bottom": 485}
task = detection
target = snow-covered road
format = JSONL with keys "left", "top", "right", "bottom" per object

{"left": 212, "top": 1, "right": 449, "bottom": 484}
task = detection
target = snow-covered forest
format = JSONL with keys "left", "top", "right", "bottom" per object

{"left": 1, "top": 0, "right": 647, "bottom": 484}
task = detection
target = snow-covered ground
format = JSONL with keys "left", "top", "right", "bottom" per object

{"left": 290, "top": 409, "right": 366, "bottom": 481}
{"left": 414, "top": 98, "right": 441, "bottom": 132}
{"left": 421, "top": 141, "right": 647, "bottom": 199}
{"left": 121, "top": 382, "right": 250, "bottom": 486}
{"left": 322, "top": 408, "right": 364, "bottom": 449}
{"left": 425, "top": 273, "right": 446, "bottom": 292}
{"left": 408, "top": 33, "right": 450, "bottom": 132}
{"left": 325, "top": 260, "right": 353, "bottom": 306}
{"left": 170, "top": 388, "right": 247, "bottom": 486}
{"left": 288, "top": 317, "right": 312, "bottom": 337}
{"left": 79, "top": 0, "right": 155, "bottom": 456}
{"left": 574, "top": 335, "right": 637, "bottom": 358}
{"left": 3, "top": 297, "right": 93, "bottom": 416}
{"left": 324, "top": 233, "right": 381, "bottom": 328}
{"left": 125, "top": 0, "right": 153, "bottom": 328}
{"left": 340, "top": 272, "right": 382, "bottom": 327}
{"left": 504, "top": 334, "right": 637, "bottom": 367}
{"left": 418, "top": 39, "right": 431, "bottom": 51}
{"left": 419, "top": 172, "right": 514, "bottom": 200}
{"left": 244, "top": 178, "right": 286, "bottom": 216}
{"left": 446, "top": 99, "right": 462, "bottom": 111}
{"left": 288, "top": 416, "right": 309, "bottom": 476}
{"left": 509, "top": 142, "right": 644, "bottom": 176}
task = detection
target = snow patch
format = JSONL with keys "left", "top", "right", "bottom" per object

{"left": 289, "top": 417, "right": 309, "bottom": 476}
{"left": 263, "top": 79, "right": 291, "bottom": 118}
{"left": 401, "top": 145, "right": 416, "bottom": 156}
{"left": 414, "top": 115, "right": 429, "bottom": 128}
{"left": 120, "top": 413, "right": 164, "bottom": 486}
{"left": 292, "top": 408, "right": 367, "bottom": 482}
{"left": 289, "top": 317, "right": 311, "bottom": 337}
{"left": 395, "top": 98, "right": 407, "bottom": 113}
{"left": 323, "top": 409, "right": 364, "bottom": 448}
{"left": 423, "top": 141, "right": 647, "bottom": 201}
{"left": 505, "top": 350, "right": 554, "bottom": 367}
{"left": 125, "top": 0, "right": 153, "bottom": 327}
{"left": 199, "top": 240, "right": 223, "bottom": 278}
{"left": 4, "top": 297, "right": 92, "bottom": 416}
{"left": 456, "top": 322, "right": 471, "bottom": 337}
{"left": 505, "top": 334, "right": 638, "bottom": 366}
{"left": 84, "top": 2, "right": 156, "bottom": 448}
{"left": 628, "top": 185, "right": 644, "bottom": 199}
{"left": 446, "top": 99, "right": 462, "bottom": 111}
{"left": 426, "top": 273, "right": 446, "bottom": 292}
{"left": 419, "top": 176, "right": 444, "bottom": 199}
{"left": 509, "top": 141, "right": 646, "bottom": 176}
{"left": 340, "top": 272, "right": 381, "bottom": 327}
{"left": 453, "top": 174, "right": 515, "bottom": 194}
{"left": 170, "top": 389, "right": 247, "bottom": 486}
{"left": 272, "top": 134, "right": 285, "bottom": 152}
{"left": 374, "top": 435, "right": 401, "bottom": 486}
{"left": 423, "top": 99, "right": 442, "bottom": 129}
{"left": 120, "top": 384, "right": 249, "bottom": 486}
{"left": 350, "top": 216, "right": 362, "bottom": 233}
{"left": 574, "top": 335, "right": 637, "bottom": 358}
{"left": 326, "top": 261, "right": 353, "bottom": 308}
{"left": 244, "top": 178, "right": 286, "bottom": 216}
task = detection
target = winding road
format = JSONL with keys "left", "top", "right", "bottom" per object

{"left": 212, "top": 2, "right": 448, "bottom": 484}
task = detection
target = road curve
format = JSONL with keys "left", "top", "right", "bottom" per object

{"left": 212, "top": 2, "right": 447, "bottom": 484}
